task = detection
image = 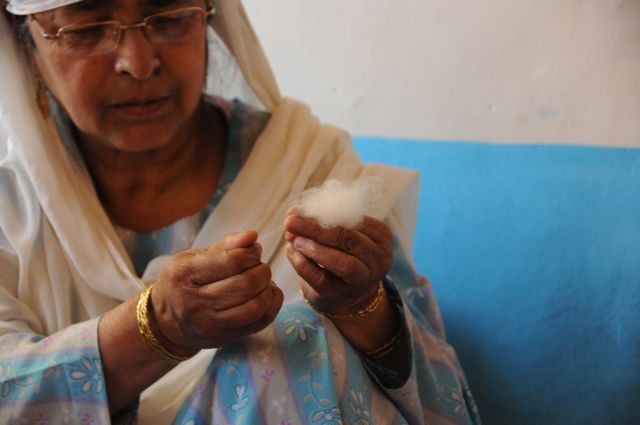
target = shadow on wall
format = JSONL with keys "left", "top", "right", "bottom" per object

{"left": 354, "top": 138, "right": 640, "bottom": 425}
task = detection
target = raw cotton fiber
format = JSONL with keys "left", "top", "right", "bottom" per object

{"left": 297, "top": 177, "right": 382, "bottom": 229}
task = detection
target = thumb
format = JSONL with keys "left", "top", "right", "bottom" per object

{"left": 221, "top": 230, "right": 259, "bottom": 250}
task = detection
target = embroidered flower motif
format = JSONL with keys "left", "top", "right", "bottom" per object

{"left": 282, "top": 315, "right": 318, "bottom": 343}
{"left": 432, "top": 382, "right": 470, "bottom": 418}
{"left": 257, "top": 346, "right": 273, "bottom": 364}
{"left": 464, "top": 386, "right": 480, "bottom": 415}
{"left": 347, "top": 388, "right": 371, "bottom": 425}
{"left": 450, "top": 391, "right": 467, "bottom": 417}
{"left": 229, "top": 384, "right": 249, "bottom": 412}
{"left": 80, "top": 327, "right": 91, "bottom": 341}
{"left": 0, "top": 365, "right": 42, "bottom": 399}
{"left": 306, "top": 351, "right": 328, "bottom": 370}
{"left": 272, "top": 396, "right": 287, "bottom": 416}
{"left": 69, "top": 358, "right": 103, "bottom": 395}
{"left": 42, "top": 361, "right": 61, "bottom": 380}
{"left": 260, "top": 368, "right": 275, "bottom": 382}
{"left": 60, "top": 406, "right": 74, "bottom": 424}
{"left": 0, "top": 365, "right": 16, "bottom": 397}
{"left": 80, "top": 413, "right": 95, "bottom": 425}
{"left": 405, "top": 287, "right": 426, "bottom": 301}
{"left": 311, "top": 407, "right": 341, "bottom": 425}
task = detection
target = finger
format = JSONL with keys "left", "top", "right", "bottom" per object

{"left": 354, "top": 216, "right": 393, "bottom": 246}
{"left": 287, "top": 212, "right": 392, "bottom": 248}
{"left": 196, "top": 263, "right": 272, "bottom": 310}
{"left": 184, "top": 244, "right": 262, "bottom": 285}
{"left": 284, "top": 231, "right": 295, "bottom": 243}
{"left": 352, "top": 217, "right": 393, "bottom": 269}
{"left": 285, "top": 214, "right": 376, "bottom": 257}
{"left": 254, "top": 282, "right": 284, "bottom": 328}
{"left": 291, "top": 237, "right": 369, "bottom": 283}
{"left": 286, "top": 214, "right": 384, "bottom": 272}
{"left": 219, "top": 230, "right": 259, "bottom": 250}
{"left": 286, "top": 242, "right": 340, "bottom": 291}
{"left": 245, "top": 282, "right": 284, "bottom": 331}
{"left": 212, "top": 281, "right": 282, "bottom": 328}
{"left": 211, "top": 284, "right": 284, "bottom": 346}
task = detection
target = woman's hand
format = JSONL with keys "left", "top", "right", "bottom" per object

{"left": 150, "top": 230, "right": 283, "bottom": 357}
{"left": 284, "top": 209, "right": 410, "bottom": 384}
{"left": 284, "top": 208, "right": 393, "bottom": 315}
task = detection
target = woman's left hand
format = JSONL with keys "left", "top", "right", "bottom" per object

{"left": 284, "top": 207, "right": 393, "bottom": 315}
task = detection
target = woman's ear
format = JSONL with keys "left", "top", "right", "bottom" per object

{"left": 24, "top": 47, "right": 50, "bottom": 116}
{"left": 32, "top": 71, "right": 50, "bottom": 116}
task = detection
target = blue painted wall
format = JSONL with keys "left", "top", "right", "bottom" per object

{"left": 353, "top": 138, "right": 640, "bottom": 425}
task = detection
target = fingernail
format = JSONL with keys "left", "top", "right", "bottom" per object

{"left": 284, "top": 215, "right": 295, "bottom": 228}
{"left": 294, "top": 237, "right": 312, "bottom": 251}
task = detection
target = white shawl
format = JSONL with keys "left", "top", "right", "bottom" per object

{"left": 0, "top": 1, "right": 419, "bottom": 422}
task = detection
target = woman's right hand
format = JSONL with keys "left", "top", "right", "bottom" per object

{"left": 149, "top": 230, "right": 283, "bottom": 357}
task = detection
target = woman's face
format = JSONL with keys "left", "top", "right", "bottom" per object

{"left": 29, "top": 0, "right": 208, "bottom": 153}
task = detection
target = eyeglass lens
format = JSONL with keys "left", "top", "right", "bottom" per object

{"left": 57, "top": 8, "right": 207, "bottom": 56}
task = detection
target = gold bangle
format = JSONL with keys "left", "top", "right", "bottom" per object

{"left": 364, "top": 323, "right": 406, "bottom": 360}
{"left": 301, "top": 281, "right": 385, "bottom": 320}
{"left": 136, "top": 283, "right": 191, "bottom": 365}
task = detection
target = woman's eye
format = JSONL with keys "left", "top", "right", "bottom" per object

{"left": 152, "top": 16, "right": 183, "bottom": 29}
{"left": 149, "top": 14, "right": 194, "bottom": 40}
{"left": 62, "top": 25, "right": 110, "bottom": 47}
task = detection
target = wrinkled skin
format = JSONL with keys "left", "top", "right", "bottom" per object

{"left": 151, "top": 230, "right": 284, "bottom": 356}
{"left": 284, "top": 207, "right": 393, "bottom": 314}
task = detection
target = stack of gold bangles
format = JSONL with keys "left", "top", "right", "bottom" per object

{"left": 300, "top": 281, "right": 385, "bottom": 320}
{"left": 301, "top": 281, "right": 406, "bottom": 359}
{"left": 363, "top": 322, "right": 406, "bottom": 359}
{"left": 136, "top": 283, "right": 192, "bottom": 365}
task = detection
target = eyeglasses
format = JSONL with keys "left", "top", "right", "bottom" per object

{"left": 29, "top": 7, "right": 214, "bottom": 57}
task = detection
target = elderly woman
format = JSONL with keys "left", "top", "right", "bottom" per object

{"left": 0, "top": 0, "right": 480, "bottom": 424}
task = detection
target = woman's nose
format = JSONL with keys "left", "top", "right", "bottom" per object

{"left": 114, "top": 29, "right": 161, "bottom": 80}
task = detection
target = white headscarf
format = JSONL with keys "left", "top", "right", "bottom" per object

{"left": 6, "top": 0, "right": 82, "bottom": 15}
{"left": 0, "top": 0, "right": 418, "bottom": 422}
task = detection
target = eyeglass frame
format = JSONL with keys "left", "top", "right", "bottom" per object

{"left": 28, "top": 6, "right": 215, "bottom": 56}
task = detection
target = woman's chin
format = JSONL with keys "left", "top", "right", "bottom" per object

{"left": 109, "top": 140, "right": 174, "bottom": 154}
{"left": 96, "top": 126, "right": 180, "bottom": 154}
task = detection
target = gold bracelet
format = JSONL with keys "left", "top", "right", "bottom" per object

{"left": 136, "top": 283, "right": 192, "bottom": 365}
{"left": 301, "top": 281, "right": 385, "bottom": 320}
{"left": 364, "top": 323, "right": 406, "bottom": 360}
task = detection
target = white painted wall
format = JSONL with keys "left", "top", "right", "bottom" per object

{"left": 243, "top": 0, "right": 640, "bottom": 147}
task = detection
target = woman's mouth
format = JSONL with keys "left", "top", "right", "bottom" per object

{"left": 110, "top": 96, "right": 172, "bottom": 119}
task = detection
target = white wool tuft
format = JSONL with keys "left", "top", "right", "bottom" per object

{"left": 297, "top": 177, "right": 382, "bottom": 229}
